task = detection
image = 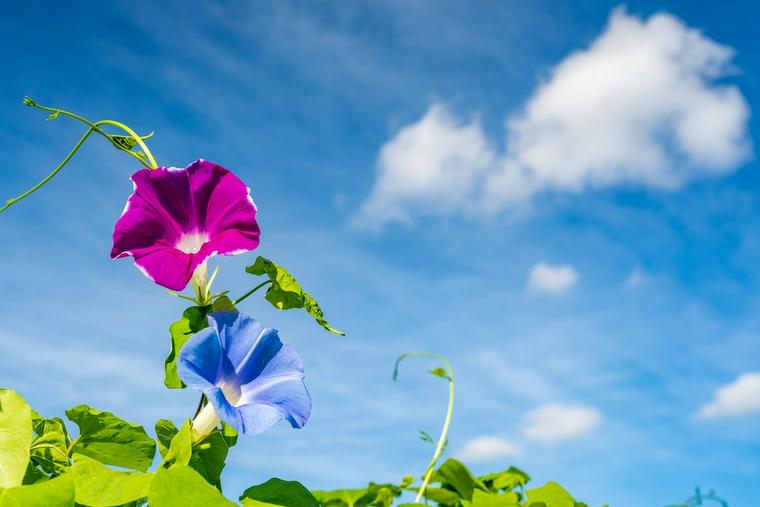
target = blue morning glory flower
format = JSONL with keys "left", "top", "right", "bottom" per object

{"left": 177, "top": 311, "right": 311, "bottom": 438}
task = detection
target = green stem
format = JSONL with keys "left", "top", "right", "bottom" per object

{"left": 234, "top": 280, "right": 272, "bottom": 305}
{"left": 392, "top": 352, "right": 455, "bottom": 504}
{"left": 66, "top": 435, "right": 81, "bottom": 457}
{"left": 0, "top": 127, "right": 95, "bottom": 213}
{"left": 24, "top": 97, "right": 158, "bottom": 168}
{"left": 2, "top": 98, "right": 160, "bottom": 213}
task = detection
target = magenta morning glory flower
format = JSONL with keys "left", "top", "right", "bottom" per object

{"left": 178, "top": 311, "right": 311, "bottom": 438}
{"left": 111, "top": 159, "right": 260, "bottom": 291}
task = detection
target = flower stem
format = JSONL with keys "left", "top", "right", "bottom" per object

{"left": 392, "top": 352, "right": 455, "bottom": 504}
{"left": 233, "top": 280, "right": 272, "bottom": 306}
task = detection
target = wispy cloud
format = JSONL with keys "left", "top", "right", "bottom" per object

{"left": 698, "top": 372, "right": 760, "bottom": 419}
{"left": 523, "top": 404, "right": 602, "bottom": 442}
{"left": 456, "top": 436, "right": 522, "bottom": 463}
{"left": 527, "top": 262, "right": 579, "bottom": 294}
{"left": 358, "top": 8, "right": 751, "bottom": 227}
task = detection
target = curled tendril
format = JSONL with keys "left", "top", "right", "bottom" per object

{"left": 1, "top": 97, "right": 158, "bottom": 213}
{"left": 393, "top": 352, "right": 455, "bottom": 504}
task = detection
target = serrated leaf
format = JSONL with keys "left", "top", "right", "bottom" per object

{"left": 65, "top": 405, "right": 155, "bottom": 471}
{"left": 164, "top": 296, "right": 237, "bottom": 389}
{"left": 526, "top": 482, "right": 575, "bottom": 507}
{"left": 240, "top": 478, "right": 320, "bottom": 507}
{"left": 71, "top": 453, "right": 153, "bottom": 507}
{"left": 0, "top": 389, "right": 33, "bottom": 488}
{"left": 245, "top": 256, "right": 345, "bottom": 335}
{"left": 148, "top": 465, "right": 236, "bottom": 506}
{"left": 0, "top": 473, "right": 74, "bottom": 507}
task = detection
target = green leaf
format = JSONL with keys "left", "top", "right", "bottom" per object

{"left": 164, "top": 296, "right": 237, "bottom": 389}
{"left": 245, "top": 256, "right": 345, "bottom": 335}
{"left": 156, "top": 419, "right": 233, "bottom": 489}
{"left": 47, "top": 111, "right": 59, "bottom": 120}
{"left": 155, "top": 419, "right": 179, "bottom": 458}
{"left": 161, "top": 420, "right": 192, "bottom": 469}
{"left": 312, "top": 487, "right": 368, "bottom": 507}
{"left": 70, "top": 453, "right": 153, "bottom": 507}
{"left": 240, "top": 478, "right": 319, "bottom": 507}
{"left": 30, "top": 417, "right": 70, "bottom": 475}
{"left": 466, "top": 490, "right": 520, "bottom": 507}
{"left": 480, "top": 466, "right": 530, "bottom": 493}
{"left": 430, "top": 458, "right": 487, "bottom": 502}
{"left": 65, "top": 405, "right": 156, "bottom": 471}
{"left": 148, "top": 465, "right": 236, "bottom": 506}
{"left": 418, "top": 486, "right": 461, "bottom": 505}
{"left": 399, "top": 475, "right": 414, "bottom": 489}
{"left": 525, "top": 482, "right": 575, "bottom": 507}
{"left": 110, "top": 131, "right": 154, "bottom": 150}
{"left": 0, "top": 473, "right": 74, "bottom": 507}
{"left": 429, "top": 367, "right": 448, "bottom": 379}
{"left": 22, "top": 462, "right": 48, "bottom": 485}
{"left": 0, "top": 389, "right": 33, "bottom": 488}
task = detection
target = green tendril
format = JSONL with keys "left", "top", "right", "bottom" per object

{"left": 0, "top": 97, "right": 159, "bottom": 213}
{"left": 393, "top": 352, "right": 455, "bottom": 504}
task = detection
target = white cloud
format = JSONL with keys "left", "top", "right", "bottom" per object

{"left": 357, "top": 104, "right": 494, "bottom": 227}
{"left": 698, "top": 372, "right": 760, "bottom": 419}
{"left": 527, "top": 262, "right": 579, "bottom": 294}
{"left": 359, "top": 8, "right": 751, "bottom": 226}
{"left": 623, "top": 267, "right": 652, "bottom": 289}
{"left": 523, "top": 403, "right": 602, "bottom": 442}
{"left": 456, "top": 436, "right": 522, "bottom": 463}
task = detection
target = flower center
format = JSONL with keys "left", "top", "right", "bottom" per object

{"left": 177, "top": 232, "right": 208, "bottom": 254}
{"left": 220, "top": 381, "right": 242, "bottom": 406}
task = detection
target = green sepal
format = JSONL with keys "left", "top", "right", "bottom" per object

{"left": 65, "top": 405, "right": 156, "bottom": 472}
{"left": 245, "top": 256, "right": 345, "bottom": 335}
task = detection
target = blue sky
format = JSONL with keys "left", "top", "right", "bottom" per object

{"left": 1, "top": 1, "right": 759, "bottom": 506}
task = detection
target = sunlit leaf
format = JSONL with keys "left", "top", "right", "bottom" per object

{"left": 0, "top": 473, "right": 74, "bottom": 507}
{"left": 526, "top": 481, "right": 576, "bottom": 507}
{"left": 70, "top": 453, "right": 152, "bottom": 507}
{"left": 65, "top": 405, "right": 155, "bottom": 471}
{"left": 0, "top": 389, "right": 33, "bottom": 488}
{"left": 240, "top": 478, "right": 320, "bottom": 506}
{"left": 148, "top": 465, "right": 235, "bottom": 506}
{"left": 245, "top": 256, "right": 345, "bottom": 335}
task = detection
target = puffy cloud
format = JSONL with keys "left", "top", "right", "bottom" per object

{"left": 357, "top": 105, "right": 494, "bottom": 227}
{"left": 455, "top": 436, "right": 522, "bottom": 463}
{"left": 359, "top": 8, "right": 751, "bottom": 226}
{"left": 527, "top": 262, "right": 579, "bottom": 294}
{"left": 523, "top": 404, "right": 602, "bottom": 442}
{"left": 698, "top": 372, "right": 760, "bottom": 419}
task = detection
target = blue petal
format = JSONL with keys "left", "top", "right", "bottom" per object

{"left": 208, "top": 312, "right": 284, "bottom": 385}
{"left": 177, "top": 325, "right": 235, "bottom": 391}
{"left": 239, "top": 343, "right": 311, "bottom": 429}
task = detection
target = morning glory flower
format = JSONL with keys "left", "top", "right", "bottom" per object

{"left": 177, "top": 311, "right": 311, "bottom": 439}
{"left": 111, "top": 159, "right": 260, "bottom": 291}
